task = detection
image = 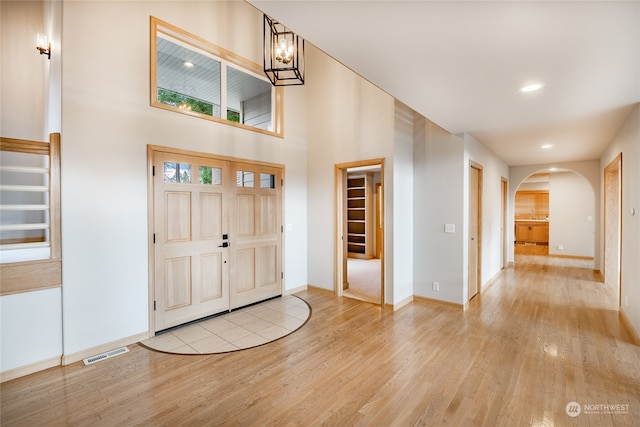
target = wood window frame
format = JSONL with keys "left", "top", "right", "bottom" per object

{"left": 0, "top": 134, "right": 62, "bottom": 296}
{"left": 150, "top": 16, "right": 284, "bottom": 138}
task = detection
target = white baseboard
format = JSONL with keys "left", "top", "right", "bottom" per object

{"left": 284, "top": 285, "right": 308, "bottom": 295}
{"left": 389, "top": 295, "right": 413, "bottom": 311}
{"left": 619, "top": 307, "right": 640, "bottom": 346}
{"left": 1, "top": 355, "right": 61, "bottom": 383}
{"left": 62, "top": 331, "right": 150, "bottom": 366}
{"left": 413, "top": 295, "right": 465, "bottom": 309}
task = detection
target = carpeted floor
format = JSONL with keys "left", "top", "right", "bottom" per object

{"left": 344, "top": 257, "right": 381, "bottom": 304}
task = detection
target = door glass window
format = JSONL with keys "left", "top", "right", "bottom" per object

{"left": 164, "top": 162, "right": 191, "bottom": 183}
{"left": 199, "top": 166, "right": 222, "bottom": 185}
{"left": 236, "top": 171, "right": 255, "bottom": 187}
{"left": 260, "top": 173, "right": 276, "bottom": 189}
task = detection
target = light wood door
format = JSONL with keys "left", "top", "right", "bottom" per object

{"left": 154, "top": 152, "right": 230, "bottom": 331}
{"left": 229, "top": 163, "right": 282, "bottom": 310}
{"left": 152, "top": 151, "right": 283, "bottom": 331}
{"left": 468, "top": 165, "right": 480, "bottom": 300}
{"left": 376, "top": 183, "right": 382, "bottom": 259}
{"left": 501, "top": 178, "right": 507, "bottom": 269}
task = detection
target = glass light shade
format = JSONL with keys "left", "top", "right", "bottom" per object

{"left": 36, "top": 33, "right": 49, "bottom": 50}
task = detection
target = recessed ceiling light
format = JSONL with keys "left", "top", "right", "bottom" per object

{"left": 520, "top": 83, "right": 544, "bottom": 93}
{"left": 183, "top": 61, "right": 194, "bottom": 68}
{"left": 541, "top": 144, "right": 554, "bottom": 149}
{"left": 549, "top": 167, "right": 558, "bottom": 172}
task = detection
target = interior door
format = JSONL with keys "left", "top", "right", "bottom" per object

{"left": 501, "top": 178, "right": 507, "bottom": 269}
{"left": 229, "top": 163, "right": 283, "bottom": 309}
{"left": 154, "top": 152, "right": 230, "bottom": 331}
{"left": 468, "top": 165, "right": 480, "bottom": 300}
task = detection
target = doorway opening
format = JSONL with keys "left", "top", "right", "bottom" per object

{"left": 335, "top": 159, "right": 385, "bottom": 306}
{"left": 513, "top": 170, "right": 595, "bottom": 264}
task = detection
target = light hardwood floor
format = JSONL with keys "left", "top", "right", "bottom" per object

{"left": 2, "top": 255, "right": 639, "bottom": 426}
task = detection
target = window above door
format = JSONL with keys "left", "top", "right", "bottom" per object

{"left": 150, "top": 17, "right": 284, "bottom": 137}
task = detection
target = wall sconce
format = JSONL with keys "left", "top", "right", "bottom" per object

{"left": 263, "top": 15, "right": 304, "bottom": 86}
{"left": 36, "top": 33, "right": 51, "bottom": 59}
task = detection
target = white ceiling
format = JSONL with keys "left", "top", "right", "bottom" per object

{"left": 248, "top": 1, "right": 640, "bottom": 166}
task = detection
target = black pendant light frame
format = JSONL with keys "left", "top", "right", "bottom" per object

{"left": 263, "top": 15, "right": 305, "bottom": 86}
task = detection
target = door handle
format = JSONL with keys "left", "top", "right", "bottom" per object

{"left": 219, "top": 242, "right": 230, "bottom": 248}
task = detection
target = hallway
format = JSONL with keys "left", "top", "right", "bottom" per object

{"left": 2, "top": 254, "right": 638, "bottom": 425}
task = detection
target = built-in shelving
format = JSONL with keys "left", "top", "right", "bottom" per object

{"left": 347, "top": 173, "right": 373, "bottom": 259}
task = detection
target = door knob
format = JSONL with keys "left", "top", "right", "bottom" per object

{"left": 219, "top": 242, "right": 230, "bottom": 248}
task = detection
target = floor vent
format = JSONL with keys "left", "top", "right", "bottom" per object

{"left": 83, "top": 346, "right": 129, "bottom": 365}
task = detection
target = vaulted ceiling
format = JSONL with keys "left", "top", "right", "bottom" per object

{"left": 249, "top": 1, "right": 640, "bottom": 166}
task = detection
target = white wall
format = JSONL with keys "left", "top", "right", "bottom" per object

{"left": 391, "top": 101, "right": 414, "bottom": 305}
{"left": 600, "top": 104, "right": 640, "bottom": 337}
{"left": 305, "top": 43, "right": 395, "bottom": 296}
{"left": 413, "top": 117, "right": 465, "bottom": 304}
{"left": 1, "top": 289, "right": 62, "bottom": 372}
{"left": 59, "top": 1, "right": 308, "bottom": 357}
{"left": 464, "top": 134, "right": 510, "bottom": 296}
{"left": 1, "top": 1, "right": 46, "bottom": 141}
{"left": 0, "top": 1, "right": 63, "bottom": 374}
{"left": 548, "top": 172, "right": 595, "bottom": 257}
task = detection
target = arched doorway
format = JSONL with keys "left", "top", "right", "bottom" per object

{"left": 512, "top": 169, "right": 596, "bottom": 264}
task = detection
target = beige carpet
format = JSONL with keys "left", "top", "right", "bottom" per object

{"left": 345, "top": 258, "right": 381, "bottom": 304}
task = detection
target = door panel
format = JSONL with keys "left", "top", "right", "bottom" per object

{"left": 260, "top": 195, "right": 277, "bottom": 234}
{"left": 237, "top": 248, "right": 256, "bottom": 292}
{"left": 199, "top": 193, "right": 222, "bottom": 240}
{"left": 154, "top": 152, "right": 230, "bottom": 331}
{"left": 166, "top": 192, "right": 191, "bottom": 242}
{"left": 237, "top": 195, "right": 255, "bottom": 236}
{"left": 259, "top": 245, "right": 277, "bottom": 285}
{"left": 199, "top": 253, "right": 223, "bottom": 300}
{"left": 230, "top": 163, "right": 282, "bottom": 309}
{"left": 165, "top": 256, "right": 191, "bottom": 308}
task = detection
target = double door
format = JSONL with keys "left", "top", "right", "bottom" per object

{"left": 152, "top": 149, "right": 282, "bottom": 331}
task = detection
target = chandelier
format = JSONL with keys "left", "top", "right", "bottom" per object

{"left": 263, "top": 15, "right": 305, "bottom": 86}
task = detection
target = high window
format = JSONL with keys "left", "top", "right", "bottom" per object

{"left": 150, "top": 17, "right": 283, "bottom": 137}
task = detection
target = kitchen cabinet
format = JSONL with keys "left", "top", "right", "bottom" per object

{"left": 515, "top": 221, "right": 549, "bottom": 244}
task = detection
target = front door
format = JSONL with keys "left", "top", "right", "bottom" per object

{"left": 152, "top": 148, "right": 282, "bottom": 331}
{"left": 230, "top": 163, "right": 283, "bottom": 309}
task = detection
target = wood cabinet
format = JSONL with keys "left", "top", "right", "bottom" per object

{"left": 347, "top": 173, "right": 374, "bottom": 259}
{"left": 515, "top": 191, "right": 549, "bottom": 220}
{"left": 515, "top": 221, "right": 549, "bottom": 244}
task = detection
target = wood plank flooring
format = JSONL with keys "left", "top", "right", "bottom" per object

{"left": 2, "top": 255, "right": 639, "bottom": 426}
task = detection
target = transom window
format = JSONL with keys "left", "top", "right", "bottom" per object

{"left": 150, "top": 17, "right": 283, "bottom": 137}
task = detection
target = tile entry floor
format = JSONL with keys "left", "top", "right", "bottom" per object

{"left": 140, "top": 295, "right": 311, "bottom": 355}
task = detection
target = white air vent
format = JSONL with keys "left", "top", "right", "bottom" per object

{"left": 83, "top": 346, "right": 129, "bottom": 365}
